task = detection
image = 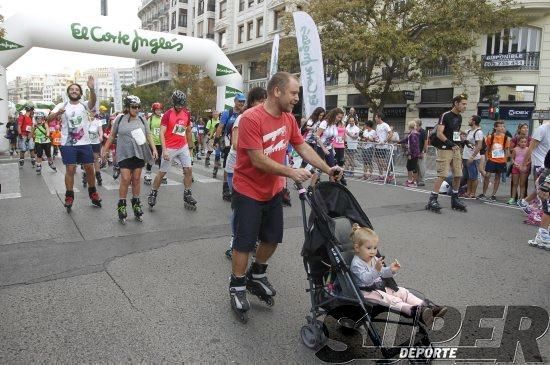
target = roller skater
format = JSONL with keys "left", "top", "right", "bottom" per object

{"left": 147, "top": 189, "right": 157, "bottom": 210}
{"left": 148, "top": 90, "right": 195, "bottom": 212}
{"left": 32, "top": 111, "right": 56, "bottom": 175}
{"left": 117, "top": 199, "right": 128, "bottom": 224}
{"left": 228, "top": 72, "right": 342, "bottom": 322}
{"left": 426, "top": 94, "right": 468, "bottom": 213}
{"left": 425, "top": 193, "right": 442, "bottom": 213}
{"left": 47, "top": 76, "right": 102, "bottom": 213}
{"left": 144, "top": 102, "right": 164, "bottom": 185}
{"left": 204, "top": 111, "right": 219, "bottom": 168}
{"left": 101, "top": 95, "right": 158, "bottom": 222}
{"left": 230, "top": 274, "right": 250, "bottom": 323}
{"left": 451, "top": 192, "right": 467, "bottom": 212}
{"left": 183, "top": 189, "right": 197, "bottom": 210}
{"left": 88, "top": 113, "right": 104, "bottom": 190}
{"left": 246, "top": 262, "right": 276, "bottom": 306}
{"left": 17, "top": 104, "right": 36, "bottom": 168}
{"left": 132, "top": 197, "right": 144, "bottom": 221}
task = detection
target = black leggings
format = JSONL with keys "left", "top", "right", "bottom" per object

{"left": 146, "top": 145, "right": 163, "bottom": 171}
{"left": 35, "top": 143, "right": 52, "bottom": 159}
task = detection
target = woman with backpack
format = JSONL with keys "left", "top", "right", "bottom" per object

{"left": 101, "top": 95, "right": 158, "bottom": 223}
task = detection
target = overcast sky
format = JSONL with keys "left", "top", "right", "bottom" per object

{"left": 2, "top": 0, "right": 142, "bottom": 81}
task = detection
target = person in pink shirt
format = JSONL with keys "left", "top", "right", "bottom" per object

{"left": 333, "top": 119, "right": 347, "bottom": 185}
{"left": 510, "top": 136, "right": 530, "bottom": 204}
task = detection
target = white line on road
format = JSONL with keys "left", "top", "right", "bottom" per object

{"left": 0, "top": 163, "right": 21, "bottom": 199}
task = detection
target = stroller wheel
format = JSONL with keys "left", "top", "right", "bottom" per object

{"left": 300, "top": 323, "right": 327, "bottom": 349}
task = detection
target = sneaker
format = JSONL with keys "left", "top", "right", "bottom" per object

{"left": 476, "top": 194, "right": 486, "bottom": 200}
{"left": 507, "top": 198, "right": 517, "bottom": 205}
{"left": 417, "top": 182, "right": 425, "bottom": 187}
{"left": 519, "top": 199, "right": 532, "bottom": 214}
{"left": 489, "top": 195, "right": 497, "bottom": 202}
{"left": 405, "top": 181, "right": 417, "bottom": 188}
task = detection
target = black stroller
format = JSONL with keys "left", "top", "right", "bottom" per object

{"left": 296, "top": 182, "right": 436, "bottom": 363}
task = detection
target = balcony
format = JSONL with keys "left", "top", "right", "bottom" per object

{"left": 482, "top": 52, "right": 540, "bottom": 71}
{"left": 423, "top": 64, "right": 452, "bottom": 77}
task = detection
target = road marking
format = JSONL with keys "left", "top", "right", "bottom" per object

{"left": 0, "top": 163, "right": 21, "bottom": 199}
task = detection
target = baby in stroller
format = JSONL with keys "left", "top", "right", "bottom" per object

{"left": 349, "top": 223, "right": 447, "bottom": 327}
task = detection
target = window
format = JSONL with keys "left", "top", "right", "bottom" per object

{"left": 238, "top": 25, "right": 244, "bottom": 43}
{"left": 235, "top": 64, "right": 243, "bottom": 74}
{"left": 258, "top": 0, "right": 263, "bottom": 2}
{"left": 256, "top": 17, "right": 263, "bottom": 37}
{"left": 178, "top": 9, "right": 187, "bottom": 27}
{"left": 171, "top": 11, "right": 176, "bottom": 30}
{"left": 485, "top": 27, "right": 542, "bottom": 55}
{"left": 197, "top": 21, "right": 204, "bottom": 37}
{"left": 207, "top": 18, "right": 215, "bottom": 37}
{"left": 179, "top": 0, "right": 188, "bottom": 3}
{"left": 480, "top": 85, "right": 535, "bottom": 103}
{"left": 239, "top": 0, "right": 245, "bottom": 11}
{"left": 248, "top": 0, "right": 254, "bottom": 6}
{"left": 218, "top": 30, "right": 227, "bottom": 48}
{"left": 420, "top": 88, "right": 454, "bottom": 103}
{"left": 247, "top": 21, "right": 253, "bottom": 41}
{"left": 178, "top": 32, "right": 187, "bottom": 36}
{"left": 198, "top": 0, "right": 204, "bottom": 15}
{"left": 219, "top": 0, "right": 227, "bottom": 18}
{"left": 207, "top": 0, "right": 215, "bottom": 11}
{"left": 249, "top": 61, "right": 267, "bottom": 80}
{"left": 274, "top": 9, "right": 283, "bottom": 31}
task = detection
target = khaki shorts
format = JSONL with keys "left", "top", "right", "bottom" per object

{"left": 436, "top": 148, "right": 462, "bottom": 178}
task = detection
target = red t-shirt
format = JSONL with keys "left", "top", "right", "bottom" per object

{"left": 18, "top": 115, "right": 33, "bottom": 137}
{"left": 161, "top": 108, "right": 191, "bottom": 149}
{"left": 233, "top": 105, "right": 304, "bottom": 201}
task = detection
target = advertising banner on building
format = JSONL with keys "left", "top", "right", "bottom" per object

{"left": 268, "top": 34, "right": 280, "bottom": 80}
{"left": 293, "top": 11, "right": 325, "bottom": 118}
{"left": 111, "top": 68, "right": 122, "bottom": 113}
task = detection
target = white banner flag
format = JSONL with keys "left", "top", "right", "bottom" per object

{"left": 293, "top": 11, "right": 325, "bottom": 118}
{"left": 268, "top": 34, "right": 280, "bottom": 79}
{"left": 111, "top": 68, "right": 122, "bottom": 112}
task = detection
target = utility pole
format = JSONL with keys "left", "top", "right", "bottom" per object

{"left": 101, "top": 0, "right": 108, "bottom": 16}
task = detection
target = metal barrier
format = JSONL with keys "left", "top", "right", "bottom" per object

{"left": 343, "top": 142, "right": 438, "bottom": 185}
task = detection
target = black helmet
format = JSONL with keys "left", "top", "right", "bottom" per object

{"left": 24, "top": 103, "right": 35, "bottom": 111}
{"left": 123, "top": 95, "right": 141, "bottom": 109}
{"left": 171, "top": 90, "right": 187, "bottom": 107}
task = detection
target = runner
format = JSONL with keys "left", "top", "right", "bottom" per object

{"left": 101, "top": 96, "right": 158, "bottom": 223}
{"left": 215, "top": 93, "right": 246, "bottom": 201}
{"left": 17, "top": 104, "right": 36, "bottom": 168}
{"left": 146, "top": 90, "right": 197, "bottom": 211}
{"left": 144, "top": 102, "right": 164, "bottom": 185}
{"left": 32, "top": 112, "right": 57, "bottom": 175}
{"left": 228, "top": 72, "right": 342, "bottom": 322}
{"left": 48, "top": 76, "right": 102, "bottom": 212}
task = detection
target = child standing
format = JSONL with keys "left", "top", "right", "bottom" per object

{"left": 510, "top": 136, "right": 530, "bottom": 205}
{"left": 400, "top": 121, "right": 420, "bottom": 187}
{"left": 349, "top": 223, "right": 446, "bottom": 326}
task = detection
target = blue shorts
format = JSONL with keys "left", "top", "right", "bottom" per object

{"left": 462, "top": 159, "right": 479, "bottom": 181}
{"left": 60, "top": 145, "right": 94, "bottom": 165}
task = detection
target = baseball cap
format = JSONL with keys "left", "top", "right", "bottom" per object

{"left": 234, "top": 93, "right": 246, "bottom": 102}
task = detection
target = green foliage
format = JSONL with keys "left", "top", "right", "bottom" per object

{"left": 99, "top": 99, "right": 111, "bottom": 110}
{"left": 282, "top": 0, "right": 525, "bottom": 111}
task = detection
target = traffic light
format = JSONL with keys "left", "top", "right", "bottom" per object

{"left": 489, "top": 97, "right": 495, "bottom": 119}
{"left": 493, "top": 94, "right": 500, "bottom": 120}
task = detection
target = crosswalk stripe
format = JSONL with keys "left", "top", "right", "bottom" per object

{"left": 0, "top": 163, "right": 21, "bottom": 199}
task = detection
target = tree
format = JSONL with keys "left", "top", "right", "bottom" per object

{"left": 173, "top": 65, "right": 216, "bottom": 116}
{"left": 0, "top": 14, "right": 4, "bottom": 39}
{"left": 282, "top": 0, "right": 525, "bottom": 112}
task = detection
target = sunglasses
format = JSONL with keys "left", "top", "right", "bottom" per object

{"left": 130, "top": 105, "right": 141, "bottom": 109}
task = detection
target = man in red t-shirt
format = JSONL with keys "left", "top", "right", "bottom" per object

{"left": 147, "top": 90, "right": 196, "bottom": 210}
{"left": 17, "top": 104, "right": 36, "bottom": 168}
{"left": 229, "top": 72, "right": 342, "bottom": 319}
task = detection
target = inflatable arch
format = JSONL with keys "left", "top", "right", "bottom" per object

{"left": 0, "top": 13, "right": 244, "bottom": 153}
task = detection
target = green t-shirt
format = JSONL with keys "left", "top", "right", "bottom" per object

{"left": 148, "top": 114, "right": 162, "bottom": 145}
{"left": 34, "top": 124, "right": 50, "bottom": 144}
{"left": 206, "top": 118, "right": 219, "bottom": 137}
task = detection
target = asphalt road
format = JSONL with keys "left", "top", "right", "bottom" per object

{"left": 0, "top": 156, "right": 549, "bottom": 364}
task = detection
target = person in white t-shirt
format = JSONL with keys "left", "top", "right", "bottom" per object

{"left": 48, "top": 76, "right": 102, "bottom": 211}
{"left": 362, "top": 120, "right": 377, "bottom": 179}
{"left": 462, "top": 115, "right": 483, "bottom": 198}
{"left": 374, "top": 113, "right": 393, "bottom": 181}
{"left": 310, "top": 107, "right": 345, "bottom": 186}
{"left": 344, "top": 116, "right": 361, "bottom": 175}
{"left": 520, "top": 123, "right": 550, "bottom": 211}
{"left": 84, "top": 116, "right": 104, "bottom": 187}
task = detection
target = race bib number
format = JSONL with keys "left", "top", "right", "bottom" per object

{"left": 492, "top": 148, "right": 505, "bottom": 159}
{"left": 336, "top": 136, "right": 344, "bottom": 144}
{"left": 131, "top": 128, "right": 147, "bottom": 145}
{"left": 173, "top": 124, "right": 186, "bottom": 136}
{"left": 224, "top": 135, "right": 231, "bottom": 147}
{"left": 25, "top": 126, "right": 32, "bottom": 132}
{"left": 54, "top": 138, "right": 61, "bottom": 144}
{"left": 50, "top": 127, "right": 56, "bottom": 132}
{"left": 153, "top": 127, "right": 161, "bottom": 136}
{"left": 453, "top": 131, "right": 460, "bottom": 142}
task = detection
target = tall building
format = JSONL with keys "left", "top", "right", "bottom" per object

{"left": 7, "top": 73, "right": 73, "bottom": 104}
{"left": 136, "top": 0, "right": 194, "bottom": 86}
{"left": 74, "top": 67, "right": 137, "bottom": 101}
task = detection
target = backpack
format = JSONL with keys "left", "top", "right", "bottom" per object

{"left": 484, "top": 132, "right": 507, "bottom": 156}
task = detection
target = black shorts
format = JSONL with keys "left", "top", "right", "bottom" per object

{"left": 406, "top": 157, "right": 418, "bottom": 173}
{"left": 485, "top": 160, "right": 507, "bottom": 174}
{"left": 118, "top": 156, "right": 145, "bottom": 170}
{"left": 222, "top": 147, "right": 231, "bottom": 168}
{"left": 232, "top": 189, "right": 284, "bottom": 252}
{"left": 35, "top": 143, "right": 51, "bottom": 159}
{"left": 91, "top": 143, "right": 101, "bottom": 154}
